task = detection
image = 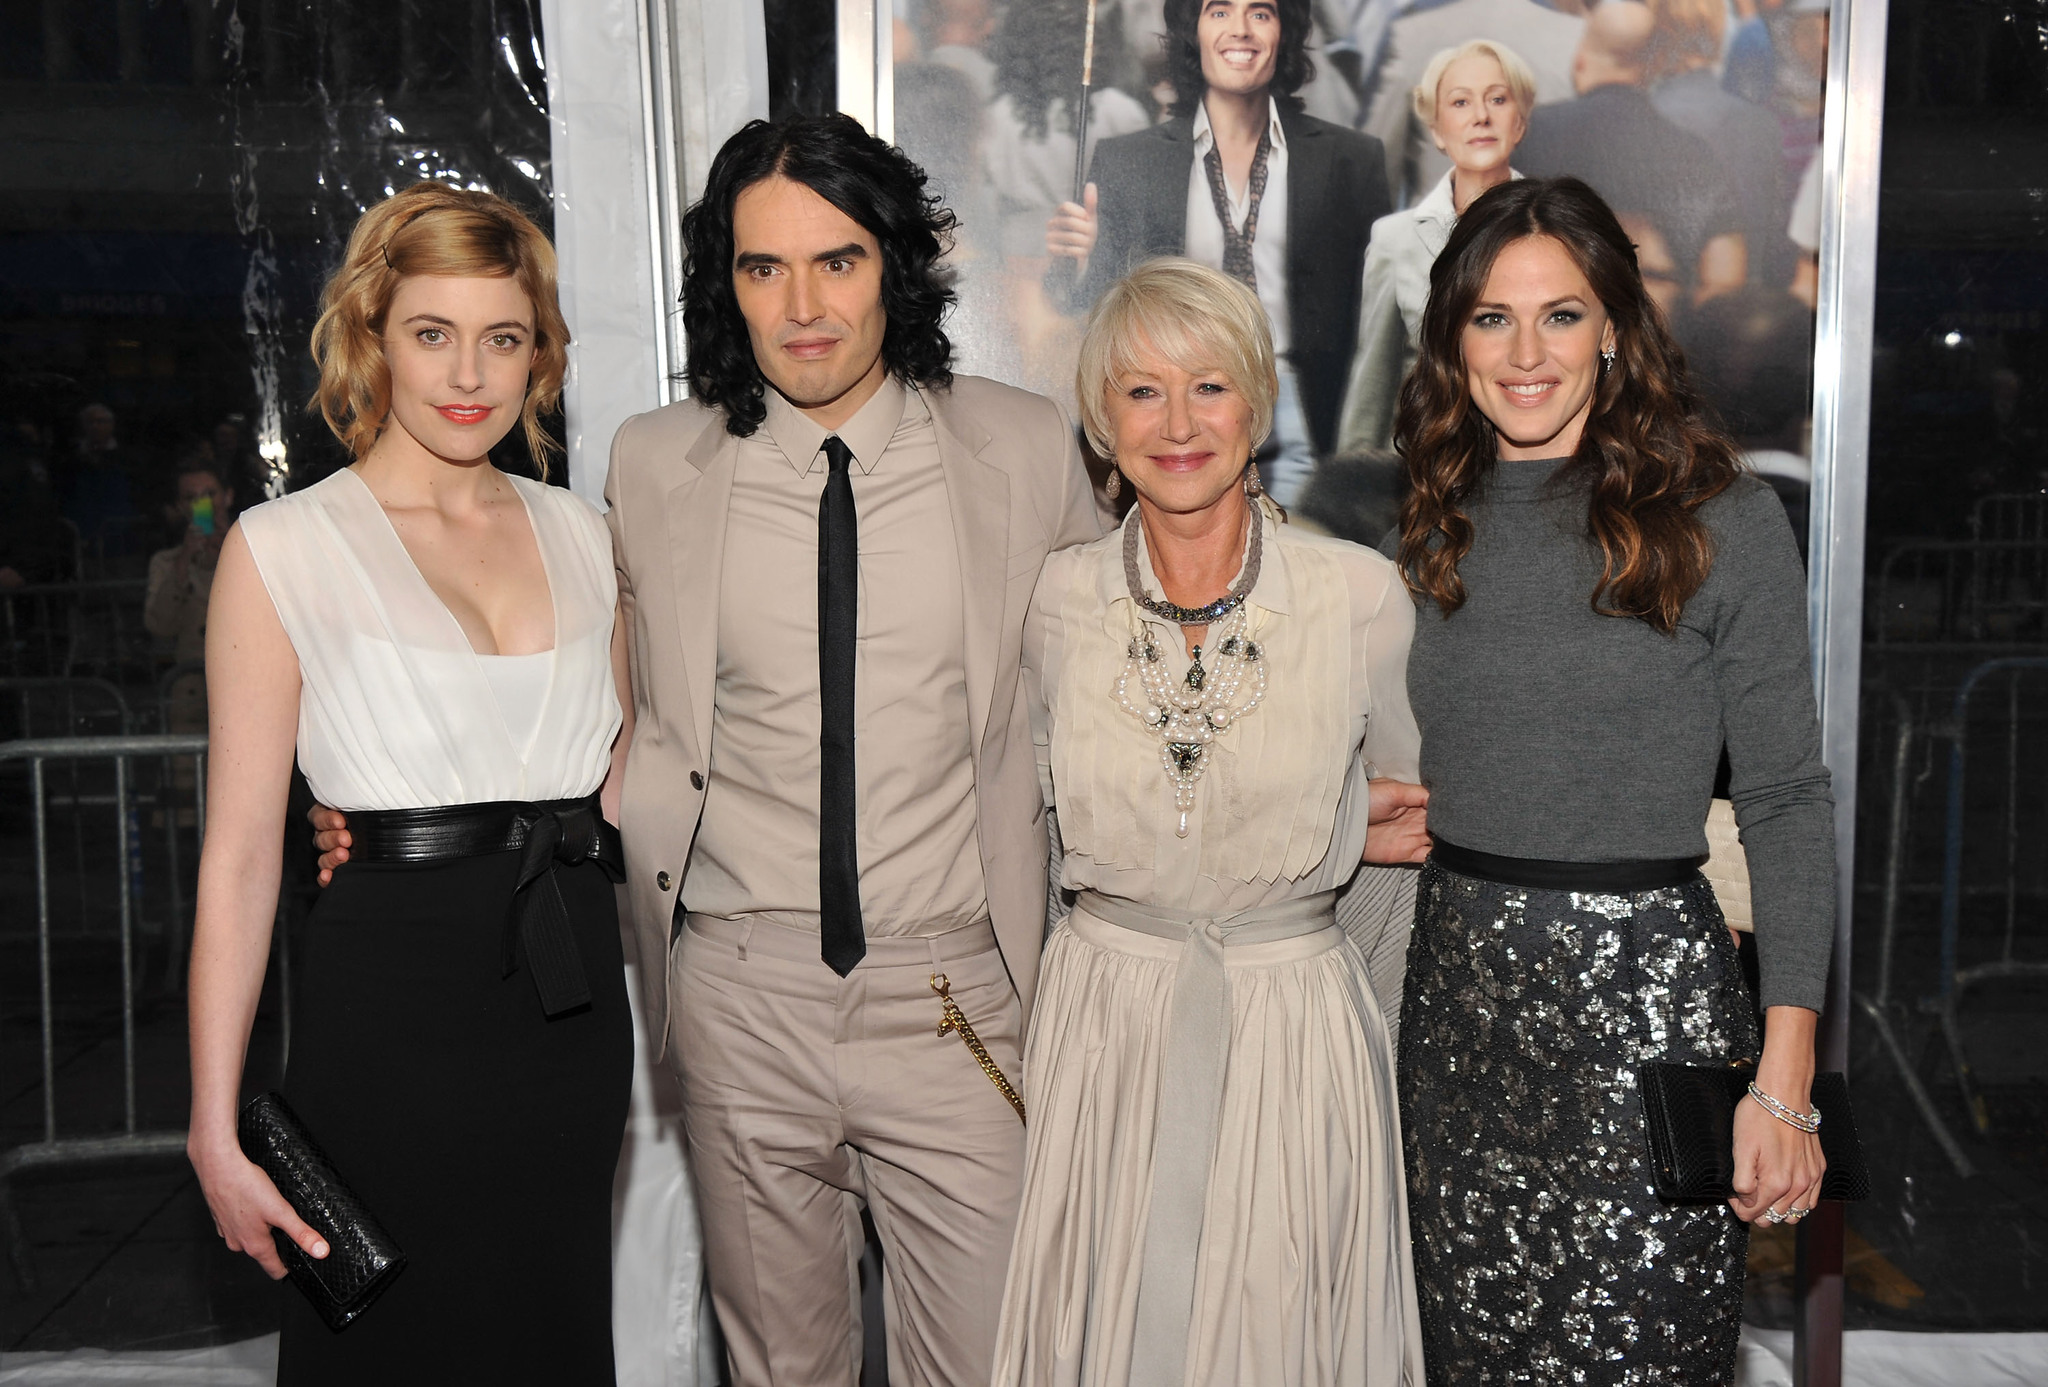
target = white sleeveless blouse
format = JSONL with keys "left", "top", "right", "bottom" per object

{"left": 238, "top": 468, "right": 621, "bottom": 811}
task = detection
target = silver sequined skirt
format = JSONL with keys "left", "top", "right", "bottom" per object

{"left": 1399, "top": 861, "right": 1761, "bottom": 1386}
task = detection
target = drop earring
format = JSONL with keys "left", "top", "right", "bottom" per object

{"left": 1601, "top": 346, "right": 1617, "bottom": 374}
{"left": 1243, "top": 463, "right": 1265, "bottom": 499}
{"left": 1104, "top": 465, "right": 1122, "bottom": 500}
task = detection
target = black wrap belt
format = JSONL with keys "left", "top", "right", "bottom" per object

{"left": 342, "top": 793, "right": 625, "bottom": 1018}
{"left": 1430, "top": 838, "right": 1701, "bottom": 893}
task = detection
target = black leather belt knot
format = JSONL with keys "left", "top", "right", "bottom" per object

{"left": 343, "top": 793, "right": 625, "bottom": 1018}
{"left": 1430, "top": 838, "right": 1701, "bottom": 893}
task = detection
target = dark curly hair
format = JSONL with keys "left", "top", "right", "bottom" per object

{"left": 1162, "top": 0, "right": 1315, "bottom": 118}
{"left": 680, "top": 114, "right": 958, "bottom": 437}
{"left": 992, "top": 0, "right": 1131, "bottom": 141}
{"left": 1393, "top": 177, "right": 1743, "bottom": 634}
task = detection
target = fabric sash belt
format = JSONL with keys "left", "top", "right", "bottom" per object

{"left": 1430, "top": 837, "right": 1701, "bottom": 893}
{"left": 343, "top": 793, "right": 625, "bottom": 1018}
{"left": 1074, "top": 888, "right": 1339, "bottom": 1387}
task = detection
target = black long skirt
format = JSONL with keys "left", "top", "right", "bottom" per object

{"left": 1399, "top": 862, "right": 1761, "bottom": 1386}
{"left": 275, "top": 849, "right": 632, "bottom": 1385}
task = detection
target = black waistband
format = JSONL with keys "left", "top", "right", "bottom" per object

{"left": 342, "top": 795, "right": 624, "bottom": 1018}
{"left": 1430, "top": 838, "right": 1701, "bottom": 893}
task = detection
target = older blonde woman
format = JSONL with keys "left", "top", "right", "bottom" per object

{"left": 991, "top": 259, "right": 1428, "bottom": 1387}
{"left": 1335, "top": 39, "right": 1536, "bottom": 462}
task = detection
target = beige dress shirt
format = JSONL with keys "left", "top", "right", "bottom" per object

{"left": 1184, "top": 95, "right": 1292, "bottom": 355}
{"left": 684, "top": 377, "right": 988, "bottom": 935}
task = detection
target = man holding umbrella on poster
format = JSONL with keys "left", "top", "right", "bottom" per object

{"left": 1045, "top": 0, "right": 1392, "bottom": 508}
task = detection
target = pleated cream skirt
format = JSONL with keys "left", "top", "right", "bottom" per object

{"left": 991, "top": 901, "right": 1425, "bottom": 1387}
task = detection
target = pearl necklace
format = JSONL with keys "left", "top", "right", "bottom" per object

{"left": 1114, "top": 598, "right": 1269, "bottom": 839}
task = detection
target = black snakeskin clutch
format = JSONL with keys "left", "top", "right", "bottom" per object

{"left": 238, "top": 1092, "right": 408, "bottom": 1331}
{"left": 1639, "top": 1065, "right": 1871, "bottom": 1204}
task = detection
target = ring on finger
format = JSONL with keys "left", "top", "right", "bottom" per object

{"left": 1788, "top": 1205, "right": 1814, "bottom": 1219}
{"left": 1762, "top": 1207, "right": 1786, "bottom": 1224}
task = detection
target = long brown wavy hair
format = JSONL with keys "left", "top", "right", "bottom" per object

{"left": 1393, "top": 177, "right": 1742, "bottom": 633}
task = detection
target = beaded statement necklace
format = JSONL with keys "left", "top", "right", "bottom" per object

{"left": 1114, "top": 515, "right": 1270, "bottom": 837}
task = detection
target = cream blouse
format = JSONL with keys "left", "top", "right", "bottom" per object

{"left": 238, "top": 467, "right": 621, "bottom": 811}
{"left": 1025, "top": 503, "right": 1421, "bottom": 912}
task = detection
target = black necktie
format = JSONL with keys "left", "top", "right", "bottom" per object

{"left": 818, "top": 436, "right": 864, "bottom": 975}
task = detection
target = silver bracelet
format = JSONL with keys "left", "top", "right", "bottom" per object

{"left": 1747, "top": 1082, "right": 1822, "bottom": 1134}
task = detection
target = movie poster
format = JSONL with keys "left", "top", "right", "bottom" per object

{"left": 888, "top": 0, "right": 1831, "bottom": 545}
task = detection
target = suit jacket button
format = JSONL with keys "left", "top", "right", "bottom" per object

{"left": 656, "top": 871, "right": 673, "bottom": 891}
{"left": 690, "top": 771, "right": 704, "bottom": 790}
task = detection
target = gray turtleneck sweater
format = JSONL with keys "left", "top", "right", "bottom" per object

{"left": 1382, "top": 461, "right": 1835, "bottom": 1012}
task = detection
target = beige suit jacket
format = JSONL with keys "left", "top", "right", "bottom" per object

{"left": 604, "top": 375, "right": 1103, "bottom": 1059}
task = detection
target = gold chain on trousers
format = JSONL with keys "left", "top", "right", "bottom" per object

{"left": 931, "top": 973, "right": 1026, "bottom": 1123}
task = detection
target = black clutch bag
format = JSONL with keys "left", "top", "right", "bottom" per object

{"left": 1639, "top": 1065, "right": 1871, "bottom": 1205}
{"left": 237, "top": 1092, "right": 407, "bottom": 1331}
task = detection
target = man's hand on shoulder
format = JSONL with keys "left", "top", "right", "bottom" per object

{"left": 308, "top": 804, "right": 351, "bottom": 886}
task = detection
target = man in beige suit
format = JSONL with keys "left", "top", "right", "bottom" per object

{"left": 606, "top": 115, "right": 1099, "bottom": 1387}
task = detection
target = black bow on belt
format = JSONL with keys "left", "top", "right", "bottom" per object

{"left": 505, "top": 801, "right": 626, "bottom": 1017}
{"left": 340, "top": 793, "right": 625, "bottom": 1019}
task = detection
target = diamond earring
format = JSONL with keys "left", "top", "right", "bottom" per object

{"left": 1104, "top": 465, "right": 1122, "bottom": 500}
{"left": 1243, "top": 463, "right": 1264, "bottom": 499}
{"left": 1601, "top": 346, "right": 1617, "bottom": 373}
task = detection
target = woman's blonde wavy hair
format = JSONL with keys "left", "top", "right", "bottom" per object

{"left": 1075, "top": 258, "right": 1277, "bottom": 463}
{"left": 310, "top": 182, "right": 569, "bottom": 470}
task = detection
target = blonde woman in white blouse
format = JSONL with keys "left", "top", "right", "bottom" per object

{"left": 1336, "top": 39, "right": 1536, "bottom": 463}
{"left": 186, "top": 185, "right": 631, "bottom": 1383}
{"left": 991, "top": 259, "right": 1429, "bottom": 1387}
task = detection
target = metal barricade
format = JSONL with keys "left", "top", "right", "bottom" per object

{"left": 1929, "top": 658, "right": 2048, "bottom": 1135}
{"left": 0, "top": 675, "right": 134, "bottom": 739}
{"left": 1971, "top": 492, "right": 2048, "bottom": 544}
{"left": 1872, "top": 539, "right": 2048, "bottom": 647}
{"left": 0, "top": 732, "right": 207, "bottom": 1291}
{"left": 0, "top": 578, "right": 150, "bottom": 681}
{"left": 1852, "top": 696, "right": 1976, "bottom": 1176}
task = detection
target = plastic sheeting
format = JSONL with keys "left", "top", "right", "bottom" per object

{"left": 539, "top": 0, "right": 767, "bottom": 504}
{"left": 612, "top": 960, "right": 722, "bottom": 1386}
{"left": 213, "top": 1, "right": 560, "bottom": 493}
{"left": 537, "top": 0, "right": 663, "bottom": 508}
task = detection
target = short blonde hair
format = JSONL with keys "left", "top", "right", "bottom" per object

{"left": 1074, "top": 259, "right": 1277, "bottom": 461}
{"left": 1411, "top": 39, "right": 1538, "bottom": 128}
{"left": 310, "top": 182, "right": 570, "bottom": 469}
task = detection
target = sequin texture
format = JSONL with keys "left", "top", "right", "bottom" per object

{"left": 1400, "top": 862, "right": 1760, "bottom": 1385}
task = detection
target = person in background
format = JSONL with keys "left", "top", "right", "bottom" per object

{"left": 1335, "top": 39, "right": 1535, "bottom": 470}
{"left": 1046, "top": 0, "right": 1393, "bottom": 507}
{"left": 1786, "top": 150, "right": 1822, "bottom": 309}
{"left": 145, "top": 455, "right": 236, "bottom": 734}
{"left": 187, "top": 181, "right": 632, "bottom": 1383}
{"left": 921, "top": 0, "right": 999, "bottom": 102}
{"left": 983, "top": 0, "right": 1151, "bottom": 409}
{"left": 209, "top": 413, "right": 268, "bottom": 502}
{"left": 1647, "top": 0, "right": 1794, "bottom": 287}
{"left": 1512, "top": 0, "right": 1748, "bottom": 303}
{"left": 1361, "top": 0, "right": 1582, "bottom": 205}
{"left": 0, "top": 415, "right": 70, "bottom": 588}
{"left": 1389, "top": 177, "right": 1829, "bottom": 1384}
{"left": 61, "top": 401, "right": 142, "bottom": 567}
{"left": 992, "top": 257, "right": 1428, "bottom": 1387}
{"left": 987, "top": 0, "right": 1150, "bottom": 261}
{"left": 1684, "top": 284, "right": 1816, "bottom": 555}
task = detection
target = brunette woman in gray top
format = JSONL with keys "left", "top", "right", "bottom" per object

{"left": 1386, "top": 177, "right": 1829, "bottom": 1386}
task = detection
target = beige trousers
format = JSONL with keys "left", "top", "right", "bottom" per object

{"left": 671, "top": 912, "right": 1028, "bottom": 1387}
